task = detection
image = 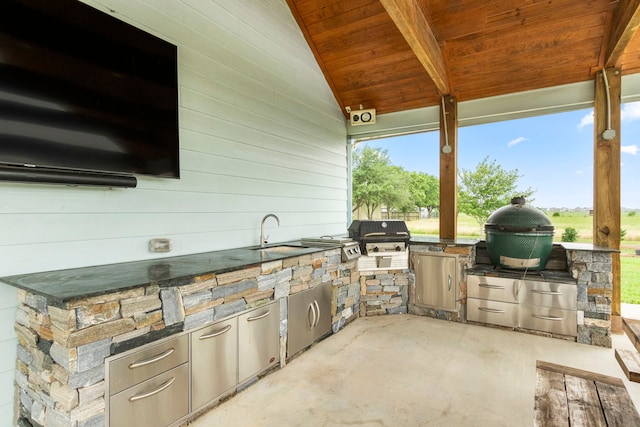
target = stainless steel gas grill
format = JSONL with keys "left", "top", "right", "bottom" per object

{"left": 348, "top": 220, "right": 410, "bottom": 270}
{"left": 300, "top": 236, "right": 361, "bottom": 262}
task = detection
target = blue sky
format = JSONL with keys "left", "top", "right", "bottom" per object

{"left": 360, "top": 102, "right": 640, "bottom": 209}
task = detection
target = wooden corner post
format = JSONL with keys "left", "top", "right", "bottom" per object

{"left": 439, "top": 95, "right": 457, "bottom": 239}
{"left": 593, "top": 67, "right": 622, "bottom": 331}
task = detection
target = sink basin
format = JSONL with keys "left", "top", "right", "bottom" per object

{"left": 254, "top": 245, "right": 307, "bottom": 253}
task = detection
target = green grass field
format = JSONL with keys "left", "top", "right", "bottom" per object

{"left": 407, "top": 211, "right": 640, "bottom": 303}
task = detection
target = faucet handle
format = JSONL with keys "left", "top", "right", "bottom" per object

{"left": 263, "top": 234, "right": 269, "bottom": 244}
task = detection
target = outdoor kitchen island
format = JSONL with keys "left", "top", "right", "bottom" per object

{"left": 408, "top": 238, "right": 616, "bottom": 348}
{"left": 1, "top": 241, "right": 361, "bottom": 427}
{"left": 468, "top": 241, "right": 617, "bottom": 347}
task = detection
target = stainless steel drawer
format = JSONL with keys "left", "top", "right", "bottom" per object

{"left": 467, "top": 275, "right": 519, "bottom": 303}
{"left": 520, "top": 280, "right": 577, "bottom": 310}
{"left": 519, "top": 305, "right": 577, "bottom": 336}
{"left": 467, "top": 298, "right": 518, "bottom": 328}
{"left": 109, "top": 363, "right": 189, "bottom": 427}
{"left": 109, "top": 334, "right": 189, "bottom": 396}
{"left": 191, "top": 317, "right": 238, "bottom": 411}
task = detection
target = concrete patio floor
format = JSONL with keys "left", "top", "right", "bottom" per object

{"left": 188, "top": 314, "right": 640, "bottom": 427}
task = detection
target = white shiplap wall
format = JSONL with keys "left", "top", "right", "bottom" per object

{"left": 0, "top": 1, "right": 347, "bottom": 423}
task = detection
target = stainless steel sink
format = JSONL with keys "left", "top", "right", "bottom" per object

{"left": 254, "top": 245, "right": 307, "bottom": 253}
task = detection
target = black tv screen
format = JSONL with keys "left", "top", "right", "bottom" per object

{"left": 0, "top": 0, "right": 180, "bottom": 183}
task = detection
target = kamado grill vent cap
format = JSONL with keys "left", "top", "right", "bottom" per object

{"left": 484, "top": 197, "right": 554, "bottom": 232}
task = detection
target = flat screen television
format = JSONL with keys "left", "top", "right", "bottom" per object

{"left": 0, "top": 0, "right": 179, "bottom": 187}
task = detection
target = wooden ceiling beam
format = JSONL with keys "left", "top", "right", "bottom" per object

{"left": 605, "top": 0, "right": 640, "bottom": 67}
{"left": 379, "top": 0, "right": 450, "bottom": 95}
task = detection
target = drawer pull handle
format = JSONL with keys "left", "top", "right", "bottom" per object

{"left": 199, "top": 324, "right": 232, "bottom": 340}
{"left": 478, "top": 307, "right": 505, "bottom": 314}
{"left": 129, "top": 348, "right": 175, "bottom": 369}
{"left": 247, "top": 310, "right": 271, "bottom": 322}
{"left": 532, "top": 314, "right": 563, "bottom": 321}
{"left": 532, "top": 290, "right": 562, "bottom": 296}
{"left": 479, "top": 284, "right": 505, "bottom": 290}
{"left": 129, "top": 377, "right": 175, "bottom": 402}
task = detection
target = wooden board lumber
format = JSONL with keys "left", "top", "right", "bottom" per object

{"left": 623, "top": 317, "right": 640, "bottom": 353}
{"left": 615, "top": 348, "right": 640, "bottom": 382}
{"left": 565, "top": 375, "right": 607, "bottom": 426}
{"left": 534, "top": 367, "right": 569, "bottom": 426}
{"left": 597, "top": 381, "right": 640, "bottom": 427}
{"left": 535, "top": 360, "right": 640, "bottom": 426}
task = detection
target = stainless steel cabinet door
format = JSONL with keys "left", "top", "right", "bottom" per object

{"left": 413, "top": 252, "right": 458, "bottom": 311}
{"left": 191, "top": 317, "right": 238, "bottom": 410}
{"left": 287, "top": 282, "right": 332, "bottom": 357}
{"left": 313, "top": 283, "right": 332, "bottom": 341}
{"left": 238, "top": 301, "right": 280, "bottom": 384}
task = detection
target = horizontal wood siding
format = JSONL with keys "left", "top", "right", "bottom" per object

{"left": 0, "top": 1, "right": 346, "bottom": 424}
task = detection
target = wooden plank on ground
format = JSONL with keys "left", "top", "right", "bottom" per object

{"left": 597, "top": 381, "right": 640, "bottom": 427}
{"left": 534, "top": 368, "right": 569, "bottom": 426}
{"left": 623, "top": 317, "right": 640, "bottom": 353}
{"left": 565, "top": 375, "right": 607, "bottom": 426}
{"left": 536, "top": 360, "right": 625, "bottom": 387}
{"left": 615, "top": 348, "right": 640, "bottom": 382}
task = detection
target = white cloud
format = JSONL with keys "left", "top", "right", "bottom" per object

{"left": 622, "top": 144, "right": 639, "bottom": 155}
{"left": 575, "top": 170, "right": 583, "bottom": 175}
{"left": 622, "top": 102, "right": 640, "bottom": 122}
{"left": 578, "top": 110, "right": 594, "bottom": 128}
{"left": 508, "top": 137, "right": 527, "bottom": 147}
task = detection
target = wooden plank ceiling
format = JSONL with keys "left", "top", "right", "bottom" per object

{"left": 286, "top": 0, "right": 640, "bottom": 117}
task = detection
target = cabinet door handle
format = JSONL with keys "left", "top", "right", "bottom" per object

{"left": 313, "top": 300, "right": 321, "bottom": 328}
{"left": 448, "top": 274, "right": 452, "bottom": 291}
{"left": 247, "top": 310, "right": 271, "bottom": 322}
{"left": 128, "top": 348, "right": 175, "bottom": 369}
{"left": 479, "top": 283, "right": 505, "bottom": 290}
{"left": 531, "top": 290, "right": 562, "bottom": 296}
{"left": 129, "top": 377, "right": 176, "bottom": 402}
{"left": 307, "top": 303, "right": 316, "bottom": 330}
{"left": 478, "top": 307, "right": 505, "bottom": 314}
{"left": 532, "top": 314, "right": 563, "bottom": 321}
{"left": 198, "top": 324, "right": 232, "bottom": 340}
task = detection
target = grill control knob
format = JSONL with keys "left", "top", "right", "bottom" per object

{"left": 372, "top": 246, "right": 379, "bottom": 252}
{"left": 395, "top": 245, "right": 402, "bottom": 251}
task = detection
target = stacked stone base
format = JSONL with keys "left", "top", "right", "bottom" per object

{"left": 359, "top": 269, "right": 410, "bottom": 316}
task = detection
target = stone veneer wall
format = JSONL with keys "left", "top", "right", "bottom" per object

{"left": 568, "top": 248, "right": 613, "bottom": 347}
{"left": 358, "top": 269, "right": 410, "bottom": 316}
{"left": 13, "top": 248, "right": 359, "bottom": 427}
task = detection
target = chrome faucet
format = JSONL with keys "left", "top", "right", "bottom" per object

{"left": 260, "top": 214, "right": 280, "bottom": 248}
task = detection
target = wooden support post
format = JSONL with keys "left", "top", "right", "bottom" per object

{"left": 439, "top": 95, "right": 457, "bottom": 239}
{"left": 593, "top": 67, "right": 622, "bottom": 332}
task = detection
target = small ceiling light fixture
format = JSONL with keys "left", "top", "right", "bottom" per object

{"left": 350, "top": 104, "right": 376, "bottom": 126}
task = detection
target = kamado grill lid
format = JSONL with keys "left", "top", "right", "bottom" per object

{"left": 484, "top": 197, "right": 554, "bottom": 233}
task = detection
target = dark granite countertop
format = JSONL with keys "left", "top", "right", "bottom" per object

{"left": 466, "top": 263, "right": 575, "bottom": 283}
{"left": 410, "top": 236, "right": 479, "bottom": 246}
{"left": 0, "top": 241, "right": 337, "bottom": 305}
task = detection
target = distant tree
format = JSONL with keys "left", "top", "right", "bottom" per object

{"left": 352, "top": 146, "right": 404, "bottom": 219}
{"left": 562, "top": 227, "right": 578, "bottom": 242}
{"left": 408, "top": 172, "right": 439, "bottom": 218}
{"left": 382, "top": 166, "right": 412, "bottom": 217}
{"left": 458, "top": 156, "right": 535, "bottom": 231}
